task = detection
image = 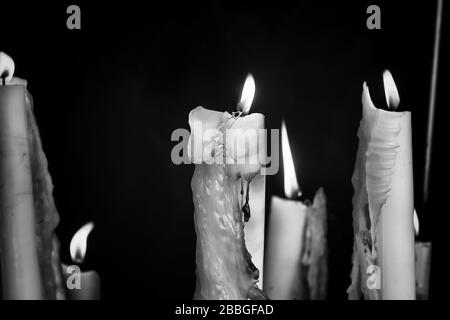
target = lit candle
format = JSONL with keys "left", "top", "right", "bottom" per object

{"left": 63, "top": 222, "right": 101, "bottom": 300}
{"left": 414, "top": 210, "right": 431, "bottom": 300}
{"left": 348, "top": 71, "right": 415, "bottom": 300}
{"left": 188, "top": 74, "right": 267, "bottom": 300}
{"left": 0, "top": 52, "right": 64, "bottom": 299}
{"left": 0, "top": 52, "right": 65, "bottom": 300}
{"left": 0, "top": 52, "right": 43, "bottom": 299}
{"left": 264, "top": 121, "right": 327, "bottom": 300}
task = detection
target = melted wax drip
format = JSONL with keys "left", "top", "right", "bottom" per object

{"left": 192, "top": 165, "right": 266, "bottom": 300}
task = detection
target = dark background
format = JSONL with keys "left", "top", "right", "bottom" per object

{"left": 2, "top": 1, "right": 447, "bottom": 299}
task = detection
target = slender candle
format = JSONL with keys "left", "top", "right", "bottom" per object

{"left": 63, "top": 222, "right": 101, "bottom": 300}
{"left": 264, "top": 121, "right": 327, "bottom": 300}
{"left": 0, "top": 52, "right": 43, "bottom": 299}
{"left": 348, "top": 71, "right": 415, "bottom": 300}
{"left": 188, "top": 74, "right": 267, "bottom": 300}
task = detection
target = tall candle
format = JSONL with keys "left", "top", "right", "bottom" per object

{"left": 264, "top": 121, "right": 327, "bottom": 300}
{"left": 189, "top": 74, "right": 267, "bottom": 300}
{"left": 0, "top": 53, "right": 43, "bottom": 299}
{"left": 348, "top": 71, "right": 415, "bottom": 300}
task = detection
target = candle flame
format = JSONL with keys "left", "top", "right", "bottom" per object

{"left": 0, "top": 52, "right": 15, "bottom": 82}
{"left": 383, "top": 70, "right": 400, "bottom": 110}
{"left": 413, "top": 209, "right": 419, "bottom": 237}
{"left": 238, "top": 73, "right": 255, "bottom": 115}
{"left": 282, "top": 120, "right": 301, "bottom": 198}
{"left": 70, "top": 222, "right": 95, "bottom": 264}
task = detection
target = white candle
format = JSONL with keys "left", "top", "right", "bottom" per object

{"left": 188, "top": 74, "right": 267, "bottom": 300}
{"left": 348, "top": 71, "right": 415, "bottom": 300}
{"left": 265, "top": 196, "right": 308, "bottom": 299}
{"left": 264, "top": 121, "right": 327, "bottom": 300}
{"left": 413, "top": 210, "right": 431, "bottom": 300}
{"left": 0, "top": 52, "right": 43, "bottom": 299}
{"left": 63, "top": 222, "right": 101, "bottom": 300}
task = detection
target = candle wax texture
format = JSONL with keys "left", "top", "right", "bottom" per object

{"left": 0, "top": 78, "right": 65, "bottom": 299}
{"left": 348, "top": 83, "right": 415, "bottom": 300}
{"left": 188, "top": 106, "right": 266, "bottom": 300}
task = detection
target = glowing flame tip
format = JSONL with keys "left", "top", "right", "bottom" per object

{"left": 413, "top": 209, "right": 419, "bottom": 237}
{"left": 238, "top": 73, "right": 255, "bottom": 114}
{"left": 70, "top": 222, "right": 95, "bottom": 264}
{"left": 281, "top": 120, "right": 301, "bottom": 198}
{"left": 383, "top": 70, "right": 400, "bottom": 110}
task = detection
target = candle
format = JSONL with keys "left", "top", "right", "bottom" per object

{"left": 414, "top": 210, "right": 431, "bottom": 300}
{"left": 348, "top": 71, "right": 415, "bottom": 300}
{"left": 188, "top": 74, "right": 267, "bottom": 300}
{"left": 63, "top": 222, "right": 101, "bottom": 300}
{"left": 0, "top": 52, "right": 43, "bottom": 299}
{"left": 0, "top": 52, "right": 65, "bottom": 300}
{"left": 264, "top": 121, "right": 327, "bottom": 300}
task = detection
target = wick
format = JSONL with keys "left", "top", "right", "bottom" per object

{"left": 1, "top": 70, "right": 9, "bottom": 86}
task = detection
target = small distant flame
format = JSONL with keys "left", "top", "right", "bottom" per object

{"left": 281, "top": 120, "right": 301, "bottom": 198}
{"left": 413, "top": 209, "right": 419, "bottom": 237}
{"left": 238, "top": 73, "right": 255, "bottom": 115}
{"left": 70, "top": 222, "right": 95, "bottom": 264}
{"left": 383, "top": 70, "right": 400, "bottom": 110}
{"left": 0, "top": 52, "right": 15, "bottom": 82}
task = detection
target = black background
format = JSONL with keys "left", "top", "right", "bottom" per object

{"left": 2, "top": 1, "right": 447, "bottom": 299}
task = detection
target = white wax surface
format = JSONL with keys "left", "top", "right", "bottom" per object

{"left": 0, "top": 84, "right": 43, "bottom": 299}
{"left": 264, "top": 196, "right": 308, "bottom": 299}
{"left": 361, "top": 84, "right": 415, "bottom": 299}
{"left": 246, "top": 173, "right": 266, "bottom": 286}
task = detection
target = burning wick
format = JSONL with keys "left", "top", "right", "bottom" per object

{"left": 0, "top": 52, "right": 15, "bottom": 86}
{"left": 1, "top": 72, "right": 7, "bottom": 86}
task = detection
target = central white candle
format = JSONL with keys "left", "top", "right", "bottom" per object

{"left": 189, "top": 75, "right": 267, "bottom": 300}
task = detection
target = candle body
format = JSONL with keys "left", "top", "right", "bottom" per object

{"left": 378, "top": 111, "right": 415, "bottom": 299}
{"left": 264, "top": 196, "right": 308, "bottom": 299}
{"left": 348, "top": 83, "right": 415, "bottom": 300}
{"left": 189, "top": 107, "right": 266, "bottom": 300}
{"left": 63, "top": 264, "right": 101, "bottom": 300}
{"left": 415, "top": 242, "right": 431, "bottom": 299}
{"left": 0, "top": 85, "right": 43, "bottom": 299}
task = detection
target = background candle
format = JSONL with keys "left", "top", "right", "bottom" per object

{"left": 0, "top": 53, "right": 43, "bottom": 299}
{"left": 264, "top": 121, "right": 327, "bottom": 300}
{"left": 348, "top": 71, "right": 415, "bottom": 300}
{"left": 63, "top": 222, "right": 101, "bottom": 300}
{"left": 414, "top": 210, "right": 431, "bottom": 300}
